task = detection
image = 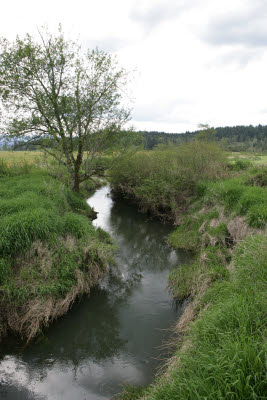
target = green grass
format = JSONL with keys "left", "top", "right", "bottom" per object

{"left": 205, "top": 178, "right": 267, "bottom": 228}
{"left": 111, "top": 144, "right": 266, "bottom": 400}
{"left": 0, "top": 170, "right": 114, "bottom": 306}
{"left": 137, "top": 235, "right": 267, "bottom": 400}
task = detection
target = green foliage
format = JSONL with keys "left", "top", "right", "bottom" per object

{"left": 246, "top": 166, "right": 267, "bottom": 187}
{"left": 205, "top": 223, "right": 229, "bottom": 247}
{"left": 229, "top": 159, "right": 252, "bottom": 171}
{"left": 168, "top": 207, "right": 220, "bottom": 251}
{"left": 0, "top": 159, "right": 10, "bottom": 176}
{"left": 111, "top": 142, "right": 227, "bottom": 219}
{"left": 0, "top": 171, "right": 114, "bottom": 306}
{"left": 142, "top": 235, "right": 267, "bottom": 400}
{"left": 112, "top": 147, "right": 266, "bottom": 400}
{"left": 0, "top": 208, "right": 60, "bottom": 255}
{"left": 142, "top": 125, "right": 267, "bottom": 152}
{"left": 205, "top": 177, "right": 267, "bottom": 228}
{"left": 168, "top": 223, "right": 201, "bottom": 251}
{"left": 65, "top": 188, "right": 94, "bottom": 217}
{"left": 196, "top": 124, "right": 216, "bottom": 141}
{"left": 0, "top": 258, "right": 11, "bottom": 285}
{"left": 247, "top": 203, "right": 267, "bottom": 228}
{"left": 62, "top": 212, "right": 95, "bottom": 239}
{"left": 0, "top": 28, "right": 135, "bottom": 192}
{"left": 0, "top": 158, "right": 33, "bottom": 177}
{"left": 169, "top": 262, "right": 199, "bottom": 300}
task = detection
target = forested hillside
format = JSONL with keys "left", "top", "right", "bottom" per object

{"left": 143, "top": 124, "right": 267, "bottom": 151}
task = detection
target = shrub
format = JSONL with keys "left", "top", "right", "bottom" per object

{"left": 229, "top": 159, "right": 252, "bottom": 171}
{"left": 111, "top": 142, "right": 227, "bottom": 220}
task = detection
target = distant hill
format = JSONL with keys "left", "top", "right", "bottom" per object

{"left": 1, "top": 125, "right": 267, "bottom": 152}
{"left": 142, "top": 125, "right": 267, "bottom": 151}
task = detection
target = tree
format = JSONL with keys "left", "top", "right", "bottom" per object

{"left": 196, "top": 123, "right": 217, "bottom": 142}
{"left": 0, "top": 27, "right": 138, "bottom": 191}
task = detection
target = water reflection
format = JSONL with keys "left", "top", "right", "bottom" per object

{"left": 0, "top": 186, "right": 190, "bottom": 400}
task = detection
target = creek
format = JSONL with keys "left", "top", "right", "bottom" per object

{"left": 0, "top": 185, "right": 190, "bottom": 400}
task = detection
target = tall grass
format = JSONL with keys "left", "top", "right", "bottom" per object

{"left": 205, "top": 178, "right": 267, "bottom": 228}
{"left": 137, "top": 235, "right": 267, "bottom": 400}
{"left": 0, "top": 171, "right": 114, "bottom": 305}
{"left": 110, "top": 141, "right": 227, "bottom": 220}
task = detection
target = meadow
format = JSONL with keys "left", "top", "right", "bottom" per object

{"left": 0, "top": 150, "right": 43, "bottom": 165}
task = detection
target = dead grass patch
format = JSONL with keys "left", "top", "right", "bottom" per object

{"left": 3, "top": 265, "right": 105, "bottom": 343}
{"left": 227, "top": 216, "right": 253, "bottom": 243}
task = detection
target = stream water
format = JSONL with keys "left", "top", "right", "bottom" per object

{"left": 0, "top": 185, "right": 190, "bottom": 400}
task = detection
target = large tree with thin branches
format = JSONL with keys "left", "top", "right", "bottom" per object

{"left": 0, "top": 27, "right": 137, "bottom": 191}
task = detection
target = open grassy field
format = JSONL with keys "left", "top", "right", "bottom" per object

{"left": 0, "top": 150, "right": 43, "bottom": 165}
{"left": 228, "top": 152, "right": 267, "bottom": 165}
{"left": 1, "top": 149, "right": 266, "bottom": 169}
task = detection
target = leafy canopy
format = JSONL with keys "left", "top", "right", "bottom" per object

{"left": 0, "top": 27, "right": 139, "bottom": 191}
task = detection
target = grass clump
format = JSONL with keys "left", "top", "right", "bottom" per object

{"left": 246, "top": 166, "right": 267, "bottom": 187}
{"left": 205, "top": 178, "right": 267, "bottom": 228}
{"left": 229, "top": 158, "right": 252, "bottom": 171}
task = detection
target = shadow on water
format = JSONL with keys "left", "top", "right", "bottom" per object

{"left": 0, "top": 186, "right": 191, "bottom": 400}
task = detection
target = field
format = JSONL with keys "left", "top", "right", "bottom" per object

{"left": 0, "top": 150, "right": 43, "bottom": 165}
{"left": 228, "top": 152, "right": 267, "bottom": 165}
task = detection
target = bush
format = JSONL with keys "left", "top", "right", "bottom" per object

{"left": 111, "top": 142, "right": 227, "bottom": 220}
{"left": 229, "top": 159, "right": 252, "bottom": 171}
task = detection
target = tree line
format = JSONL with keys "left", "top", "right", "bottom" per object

{"left": 142, "top": 124, "right": 267, "bottom": 151}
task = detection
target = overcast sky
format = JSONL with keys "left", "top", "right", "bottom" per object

{"left": 1, "top": 0, "right": 267, "bottom": 133}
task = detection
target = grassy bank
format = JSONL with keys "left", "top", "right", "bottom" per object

{"left": 111, "top": 144, "right": 267, "bottom": 399}
{"left": 0, "top": 162, "right": 114, "bottom": 342}
{"left": 126, "top": 234, "right": 266, "bottom": 400}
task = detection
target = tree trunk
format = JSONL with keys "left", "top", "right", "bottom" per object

{"left": 73, "top": 171, "right": 80, "bottom": 193}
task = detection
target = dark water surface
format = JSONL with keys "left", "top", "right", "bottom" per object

{"left": 0, "top": 186, "right": 190, "bottom": 400}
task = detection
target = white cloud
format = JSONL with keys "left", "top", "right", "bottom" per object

{"left": 130, "top": 0, "right": 196, "bottom": 32}
{"left": 1, "top": 0, "right": 267, "bottom": 132}
{"left": 200, "top": 0, "right": 267, "bottom": 48}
